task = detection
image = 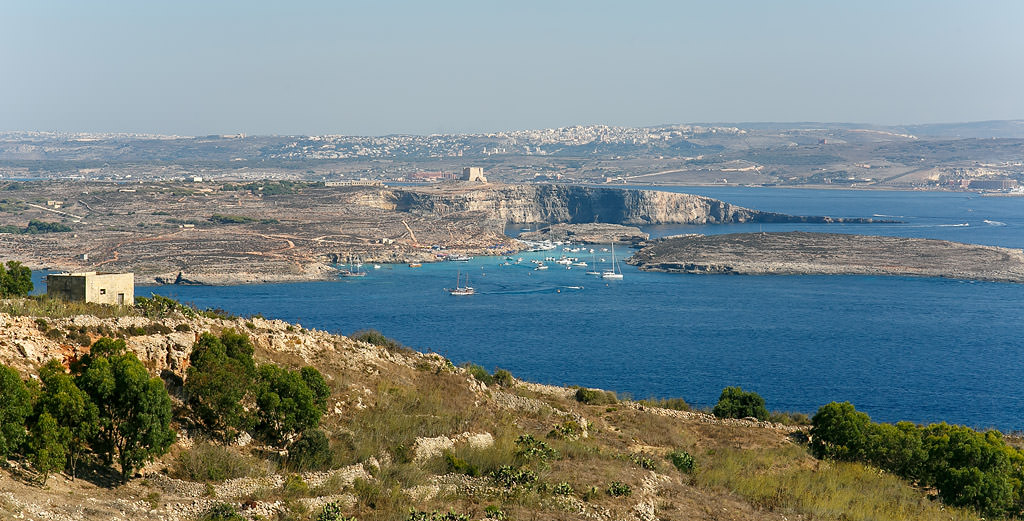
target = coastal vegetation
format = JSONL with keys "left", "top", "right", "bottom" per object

{"left": 712, "top": 386, "right": 769, "bottom": 421}
{"left": 810, "top": 401, "right": 1024, "bottom": 517}
{"left": 0, "top": 291, "right": 1011, "bottom": 520}
{"left": 0, "top": 260, "right": 32, "bottom": 298}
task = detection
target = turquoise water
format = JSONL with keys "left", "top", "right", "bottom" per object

{"left": 137, "top": 188, "right": 1023, "bottom": 430}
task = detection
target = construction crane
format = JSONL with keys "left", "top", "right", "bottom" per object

{"left": 401, "top": 220, "right": 419, "bottom": 247}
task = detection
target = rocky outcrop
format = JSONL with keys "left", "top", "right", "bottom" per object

{"left": 518, "top": 223, "right": 649, "bottom": 244}
{"left": 388, "top": 184, "right": 886, "bottom": 225}
{"left": 628, "top": 231, "right": 1024, "bottom": 282}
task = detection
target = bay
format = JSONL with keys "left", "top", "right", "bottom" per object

{"left": 142, "top": 187, "right": 1024, "bottom": 430}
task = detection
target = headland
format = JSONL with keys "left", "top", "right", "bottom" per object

{"left": 628, "top": 231, "right": 1024, "bottom": 283}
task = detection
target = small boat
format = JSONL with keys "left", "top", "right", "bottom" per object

{"left": 373, "top": 264, "right": 382, "bottom": 269}
{"left": 448, "top": 254, "right": 474, "bottom": 262}
{"left": 572, "top": 261, "right": 587, "bottom": 267}
{"left": 535, "top": 264, "right": 548, "bottom": 270}
{"left": 340, "top": 255, "right": 367, "bottom": 277}
{"left": 445, "top": 271, "right": 475, "bottom": 296}
{"left": 408, "top": 263, "right": 422, "bottom": 268}
{"left": 601, "top": 243, "right": 624, "bottom": 280}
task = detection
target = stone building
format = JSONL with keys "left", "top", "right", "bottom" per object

{"left": 462, "top": 167, "right": 487, "bottom": 182}
{"left": 46, "top": 272, "right": 134, "bottom": 305}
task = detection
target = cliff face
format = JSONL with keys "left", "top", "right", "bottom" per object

{"left": 389, "top": 184, "right": 874, "bottom": 225}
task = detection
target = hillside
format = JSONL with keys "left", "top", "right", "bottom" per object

{"left": 0, "top": 298, "right": 983, "bottom": 521}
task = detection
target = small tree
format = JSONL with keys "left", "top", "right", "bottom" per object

{"left": 0, "top": 364, "right": 33, "bottom": 460}
{"left": 809, "top": 401, "right": 871, "bottom": 461}
{"left": 35, "top": 359, "right": 99, "bottom": 479}
{"left": 254, "top": 365, "right": 328, "bottom": 444}
{"left": 185, "top": 331, "right": 256, "bottom": 437}
{"left": 0, "top": 260, "right": 33, "bottom": 297}
{"left": 75, "top": 342, "right": 175, "bottom": 480}
{"left": 712, "top": 386, "right": 768, "bottom": 421}
{"left": 27, "top": 412, "right": 66, "bottom": 484}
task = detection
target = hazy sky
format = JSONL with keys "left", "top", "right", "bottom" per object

{"left": 3, "top": 1, "right": 1023, "bottom": 135}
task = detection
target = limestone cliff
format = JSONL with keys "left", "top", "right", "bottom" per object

{"left": 387, "top": 184, "right": 881, "bottom": 225}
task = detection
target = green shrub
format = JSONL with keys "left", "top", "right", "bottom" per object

{"left": 316, "top": 502, "right": 356, "bottom": 521}
{"left": 491, "top": 465, "right": 537, "bottom": 489}
{"left": 282, "top": 473, "right": 310, "bottom": 498}
{"left": 668, "top": 449, "right": 697, "bottom": 473}
{"left": 350, "top": 329, "right": 410, "bottom": 353}
{"left": 514, "top": 434, "right": 559, "bottom": 462}
{"left": 492, "top": 369, "right": 514, "bottom": 387}
{"left": 201, "top": 502, "right": 244, "bottom": 521}
{"left": 552, "top": 481, "right": 574, "bottom": 495}
{"left": 143, "top": 322, "right": 172, "bottom": 335}
{"left": 810, "top": 401, "right": 1023, "bottom": 517}
{"left": 484, "top": 505, "right": 507, "bottom": 520}
{"left": 547, "top": 420, "right": 584, "bottom": 440}
{"left": 461, "top": 363, "right": 493, "bottom": 385}
{"left": 34, "top": 318, "right": 49, "bottom": 331}
{"left": 174, "top": 323, "right": 191, "bottom": 332}
{"left": 289, "top": 429, "right": 333, "bottom": 471}
{"left": 407, "top": 510, "right": 470, "bottom": 521}
{"left": 712, "top": 386, "right": 768, "bottom": 421}
{"left": 45, "top": 328, "right": 64, "bottom": 340}
{"left": 444, "top": 451, "right": 480, "bottom": 477}
{"left": 809, "top": 401, "right": 871, "bottom": 461}
{"left": 630, "top": 453, "right": 657, "bottom": 470}
{"left": 574, "top": 387, "right": 617, "bottom": 405}
{"left": 606, "top": 481, "right": 632, "bottom": 497}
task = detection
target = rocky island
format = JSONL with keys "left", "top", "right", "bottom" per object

{"left": 628, "top": 231, "right": 1024, "bottom": 282}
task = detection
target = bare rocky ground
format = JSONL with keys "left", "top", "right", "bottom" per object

{"left": 0, "top": 182, "right": 517, "bottom": 285}
{"left": 628, "top": 231, "right": 1024, "bottom": 283}
{"left": 0, "top": 181, "right": 871, "bottom": 286}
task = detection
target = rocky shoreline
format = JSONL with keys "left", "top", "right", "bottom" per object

{"left": 518, "top": 223, "right": 650, "bottom": 245}
{"left": 628, "top": 231, "right": 1024, "bottom": 283}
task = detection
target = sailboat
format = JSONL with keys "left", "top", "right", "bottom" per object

{"left": 340, "top": 255, "right": 367, "bottom": 277}
{"left": 601, "top": 243, "right": 623, "bottom": 280}
{"left": 586, "top": 249, "right": 601, "bottom": 276}
{"left": 446, "top": 270, "right": 475, "bottom": 296}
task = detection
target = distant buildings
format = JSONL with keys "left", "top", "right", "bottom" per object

{"left": 967, "top": 179, "right": 1018, "bottom": 190}
{"left": 47, "top": 272, "right": 134, "bottom": 306}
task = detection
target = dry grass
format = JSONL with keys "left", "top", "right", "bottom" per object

{"left": 0, "top": 296, "right": 142, "bottom": 319}
{"left": 697, "top": 444, "right": 981, "bottom": 521}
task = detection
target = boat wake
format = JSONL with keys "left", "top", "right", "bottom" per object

{"left": 984, "top": 220, "right": 1007, "bottom": 226}
{"left": 936, "top": 223, "right": 969, "bottom": 227}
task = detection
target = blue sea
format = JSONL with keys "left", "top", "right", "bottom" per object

{"left": 137, "top": 187, "right": 1023, "bottom": 430}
